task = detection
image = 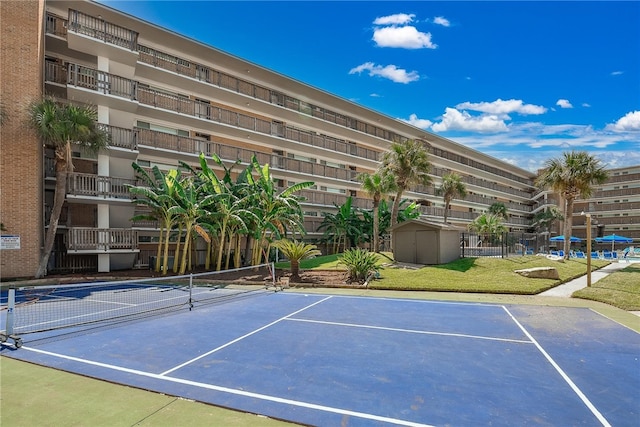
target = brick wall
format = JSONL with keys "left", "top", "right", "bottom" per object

{"left": 0, "top": 0, "right": 45, "bottom": 279}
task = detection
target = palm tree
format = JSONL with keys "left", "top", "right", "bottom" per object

{"left": 436, "top": 172, "right": 467, "bottom": 224}
{"left": 536, "top": 151, "right": 608, "bottom": 259}
{"left": 358, "top": 170, "right": 396, "bottom": 252}
{"left": 28, "top": 97, "right": 108, "bottom": 278}
{"left": 318, "top": 197, "right": 360, "bottom": 254}
{"left": 468, "top": 213, "right": 506, "bottom": 247}
{"left": 531, "top": 206, "right": 564, "bottom": 233}
{"left": 128, "top": 165, "right": 180, "bottom": 274}
{"left": 244, "top": 156, "right": 313, "bottom": 265}
{"left": 272, "top": 239, "right": 321, "bottom": 282}
{"left": 488, "top": 202, "right": 508, "bottom": 219}
{"left": 380, "top": 139, "right": 432, "bottom": 228}
{"left": 168, "top": 176, "right": 215, "bottom": 274}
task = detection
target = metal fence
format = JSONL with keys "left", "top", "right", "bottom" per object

{"left": 460, "top": 232, "right": 548, "bottom": 258}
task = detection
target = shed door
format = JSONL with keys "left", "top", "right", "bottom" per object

{"left": 416, "top": 230, "right": 438, "bottom": 264}
{"left": 395, "top": 231, "right": 416, "bottom": 264}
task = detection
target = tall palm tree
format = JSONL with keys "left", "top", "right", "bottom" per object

{"left": 436, "top": 172, "right": 467, "bottom": 224}
{"left": 380, "top": 139, "right": 432, "bottom": 228}
{"left": 536, "top": 151, "right": 608, "bottom": 259}
{"left": 28, "top": 97, "right": 108, "bottom": 278}
{"left": 358, "top": 170, "right": 396, "bottom": 252}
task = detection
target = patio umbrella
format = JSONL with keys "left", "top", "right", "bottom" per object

{"left": 550, "top": 235, "right": 581, "bottom": 242}
{"left": 595, "top": 234, "right": 633, "bottom": 251}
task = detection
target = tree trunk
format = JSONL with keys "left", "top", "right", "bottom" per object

{"left": 35, "top": 167, "right": 68, "bottom": 278}
{"left": 390, "top": 191, "right": 403, "bottom": 228}
{"left": 216, "top": 222, "right": 227, "bottom": 271}
{"left": 444, "top": 198, "right": 451, "bottom": 224}
{"left": 290, "top": 259, "right": 300, "bottom": 282}
{"left": 179, "top": 225, "right": 192, "bottom": 275}
{"left": 373, "top": 201, "right": 380, "bottom": 252}
{"left": 173, "top": 225, "right": 182, "bottom": 273}
{"left": 161, "top": 225, "right": 172, "bottom": 274}
{"left": 564, "top": 197, "right": 574, "bottom": 260}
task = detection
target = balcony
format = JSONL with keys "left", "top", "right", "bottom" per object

{"left": 67, "top": 228, "right": 138, "bottom": 253}
{"left": 66, "top": 173, "right": 136, "bottom": 202}
{"left": 135, "top": 128, "right": 359, "bottom": 183}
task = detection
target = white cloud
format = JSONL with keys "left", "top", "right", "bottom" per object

{"left": 373, "top": 26, "right": 437, "bottom": 49}
{"left": 606, "top": 111, "right": 640, "bottom": 132}
{"left": 369, "top": 93, "right": 382, "bottom": 98}
{"left": 433, "top": 16, "right": 451, "bottom": 27}
{"left": 582, "top": 103, "right": 591, "bottom": 108}
{"left": 349, "top": 62, "right": 420, "bottom": 84}
{"left": 455, "top": 98, "right": 547, "bottom": 115}
{"left": 401, "top": 113, "right": 433, "bottom": 129}
{"left": 556, "top": 99, "right": 573, "bottom": 109}
{"left": 611, "top": 71, "right": 624, "bottom": 76}
{"left": 431, "top": 108, "right": 508, "bottom": 133}
{"left": 429, "top": 116, "right": 639, "bottom": 171}
{"left": 373, "top": 13, "right": 415, "bottom": 26}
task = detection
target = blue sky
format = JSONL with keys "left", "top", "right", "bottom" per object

{"left": 99, "top": 1, "right": 639, "bottom": 172}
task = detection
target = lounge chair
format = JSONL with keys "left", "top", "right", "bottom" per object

{"left": 574, "top": 251, "right": 586, "bottom": 259}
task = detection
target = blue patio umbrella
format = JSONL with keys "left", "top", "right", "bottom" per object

{"left": 595, "top": 234, "right": 633, "bottom": 251}
{"left": 550, "top": 235, "right": 581, "bottom": 243}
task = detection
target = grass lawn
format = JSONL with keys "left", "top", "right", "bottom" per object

{"left": 573, "top": 263, "right": 640, "bottom": 310}
{"left": 285, "top": 253, "right": 610, "bottom": 295}
{"left": 371, "top": 256, "right": 611, "bottom": 294}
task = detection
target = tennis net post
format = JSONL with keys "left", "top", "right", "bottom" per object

{"left": 1, "top": 288, "right": 22, "bottom": 348}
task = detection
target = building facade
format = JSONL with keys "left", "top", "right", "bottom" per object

{"left": 0, "top": 0, "right": 45, "bottom": 278}
{"left": 0, "top": 0, "right": 634, "bottom": 279}
{"left": 572, "top": 166, "right": 640, "bottom": 243}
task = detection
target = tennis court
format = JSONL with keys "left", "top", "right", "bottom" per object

{"left": 1, "top": 275, "right": 639, "bottom": 427}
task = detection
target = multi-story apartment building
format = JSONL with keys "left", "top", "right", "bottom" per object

{"left": 572, "top": 166, "right": 640, "bottom": 243}
{"left": 1, "top": 0, "right": 634, "bottom": 279}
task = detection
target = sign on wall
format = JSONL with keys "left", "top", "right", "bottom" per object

{"left": 0, "top": 235, "right": 21, "bottom": 250}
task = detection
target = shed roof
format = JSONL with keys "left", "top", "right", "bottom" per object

{"left": 389, "top": 218, "right": 465, "bottom": 232}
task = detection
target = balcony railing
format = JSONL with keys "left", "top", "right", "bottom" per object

{"left": 47, "top": 61, "right": 538, "bottom": 202}
{"left": 67, "top": 173, "right": 136, "bottom": 200}
{"left": 67, "top": 228, "right": 138, "bottom": 252}
{"left": 134, "top": 128, "right": 359, "bottom": 183}
{"left": 67, "top": 63, "right": 137, "bottom": 98}
{"left": 102, "top": 124, "right": 137, "bottom": 150}
{"left": 67, "top": 9, "right": 138, "bottom": 51}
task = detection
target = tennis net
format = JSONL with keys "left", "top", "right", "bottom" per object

{"left": 1, "top": 263, "right": 276, "bottom": 347}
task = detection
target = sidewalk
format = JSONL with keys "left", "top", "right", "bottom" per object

{"left": 539, "top": 261, "right": 630, "bottom": 297}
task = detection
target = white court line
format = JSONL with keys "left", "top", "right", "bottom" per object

{"left": 286, "top": 317, "right": 532, "bottom": 344}
{"left": 21, "top": 346, "right": 434, "bottom": 427}
{"left": 501, "top": 306, "right": 612, "bottom": 427}
{"left": 160, "top": 295, "right": 335, "bottom": 376}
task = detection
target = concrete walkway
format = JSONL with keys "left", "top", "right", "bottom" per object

{"left": 539, "top": 261, "right": 630, "bottom": 297}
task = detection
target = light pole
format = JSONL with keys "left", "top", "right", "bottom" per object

{"left": 582, "top": 212, "right": 592, "bottom": 287}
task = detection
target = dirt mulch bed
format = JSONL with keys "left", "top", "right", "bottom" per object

{"left": 2, "top": 268, "right": 360, "bottom": 289}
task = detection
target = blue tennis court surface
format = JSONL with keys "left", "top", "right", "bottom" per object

{"left": 2, "top": 289, "right": 639, "bottom": 426}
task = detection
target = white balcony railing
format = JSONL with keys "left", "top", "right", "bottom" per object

{"left": 67, "top": 228, "right": 138, "bottom": 252}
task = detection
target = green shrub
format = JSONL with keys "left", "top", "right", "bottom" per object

{"left": 338, "top": 248, "right": 379, "bottom": 283}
